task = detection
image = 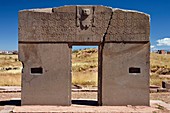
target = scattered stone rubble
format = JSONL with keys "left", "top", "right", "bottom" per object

{"left": 150, "top": 81, "right": 170, "bottom": 93}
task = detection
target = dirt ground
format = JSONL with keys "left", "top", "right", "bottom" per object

{"left": 0, "top": 92, "right": 21, "bottom": 101}
{"left": 0, "top": 92, "right": 170, "bottom": 103}
{"left": 0, "top": 92, "right": 97, "bottom": 101}
{"left": 150, "top": 92, "right": 170, "bottom": 104}
{"left": 0, "top": 92, "right": 170, "bottom": 112}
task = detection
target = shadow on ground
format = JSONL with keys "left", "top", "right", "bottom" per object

{"left": 72, "top": 100, "right": 98, "bottom": 106}
{"left": 0, "top": 100, "right": 21, "bottom": 106}
{"left": 0, "top": 100, "right": 98, "bottom": 106}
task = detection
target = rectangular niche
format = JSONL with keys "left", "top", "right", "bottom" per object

{"left": 31, "top": 67, "right": 43, "bottom": 74}
{"left": 129, "top": 67, "right": 141, "bottom": 74}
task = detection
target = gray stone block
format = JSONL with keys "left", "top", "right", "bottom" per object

{"left": 106, "top": 9, "right": 150, "bottom": 42}
{"left": 19, "top": 6, "right": 149, "bottom": 43}
{"left": 162, "top": 81, "right": 170, "bottom": 89}
{"left": 102, "top": 43, "right": 150, "bottom": 106}
{"left": 19, "top": 44, "right": 71, "bottom": 105}
{"left": 19, "top": 5, "right": 150, "bottom": 106}
{"left": 157, "top": 88, "right": 168, "bottom": 92}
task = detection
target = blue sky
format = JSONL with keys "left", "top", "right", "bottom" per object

{"left": 0, "top": 0, "right": 170, "bottom": 50}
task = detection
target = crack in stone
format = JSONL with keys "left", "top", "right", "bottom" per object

{"left": 98, "top": 11, "right": 113, "bottom": 105}
{"left": 101, "top": 10, "right": 113, "bottom": 46}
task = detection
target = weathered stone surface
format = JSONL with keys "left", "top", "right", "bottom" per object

{"left": 19, "top": 10, "right": 77, "bottom": 42}
{"left": 150, "top": 88, "right": 158, "bottom": 93}
{"left": 19, "top": 6, "right": 112, "bottom": 42}
{"left": 19, "top": 5, "right": 150, "bottom": 106}
{"left": 106, "top": 9, "right": 150, "bottom": 42}
{"left": 166, "top": 82, "right": 170, "bottom": 89}
{"left": 157, "top": 88, "right": 168, "bottom": 92}
{"left": 19, "top": 6, "right": 149, "bottom": 43}
{"left": 19, "top": 44, "right": 71, "bottom": 105}
{"left": 102, "top": 43, "right": 150, "bottom": 106}
{"left": 162, "top": 81, "right": 170, "bottom": 89}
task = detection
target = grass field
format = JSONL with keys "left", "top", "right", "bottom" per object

{"left": 0, "top": 54, "right": 22, "bottom": 86}
{"left": 150, "top": 53, "right": 170, "bottom": 86}
{"left": 0, "top": 73, "right": 21, "bottom": 86}
{"left": 72, "top": 48, "right": 98, "bottom": 86}
{"left": 0, "top": 49, "right": 170, "bottom": 86}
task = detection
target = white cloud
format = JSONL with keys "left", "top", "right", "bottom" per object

{"left": 150, "top": 45, "right": 157, "bottom": 52}
{"left": 151, "top": 45, "right": 155, "bottom": 49}
{"left": 157, "top": 38, "right": 170, "bottom": 46}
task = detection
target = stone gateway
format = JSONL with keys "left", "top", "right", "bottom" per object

{"left": 18, "top": 5, "right": 150, "bottom": 106}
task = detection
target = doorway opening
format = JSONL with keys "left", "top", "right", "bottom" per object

{"left": 71, "top": 45, "right": 100, "bottom": 106}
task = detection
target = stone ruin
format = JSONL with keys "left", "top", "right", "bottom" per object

{"left": 18, "top": 5, "right": 150, "bottom": 106}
